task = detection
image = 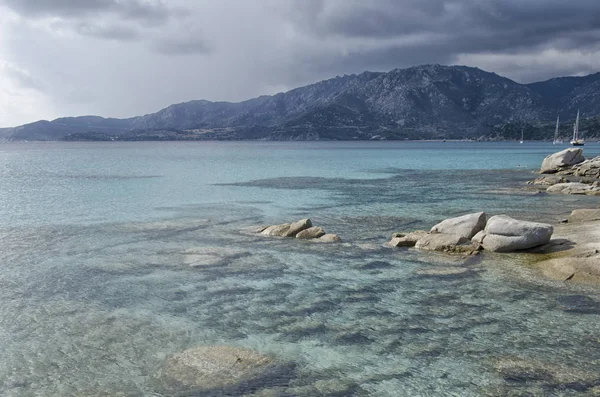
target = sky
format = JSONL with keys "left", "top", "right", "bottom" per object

{"left": 1, "top": 0, "right": 599, "bottom": 127}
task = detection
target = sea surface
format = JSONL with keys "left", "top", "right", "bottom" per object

{"left": 1, "top": 141, "right": 600, "bottom": 396}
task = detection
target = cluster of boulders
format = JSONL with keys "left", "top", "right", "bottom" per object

{"left": 530, "top": 148, "right": 600, "bottom": 195}
{"left": 390, "top": 212, "right": 554, "bottom": 253}
{"left": 255, "top": 218, "right": 341, "bottom": 242}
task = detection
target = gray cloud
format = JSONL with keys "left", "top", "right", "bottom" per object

{"left": 73, "top": 22, "right": 140, "bottom": 41}
{"left": 0, "top": 0, "right": 178, "bottom": 25}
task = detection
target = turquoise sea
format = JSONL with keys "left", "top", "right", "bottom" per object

{"left": 1, "top": 141, "right": 600, "bottom": 396}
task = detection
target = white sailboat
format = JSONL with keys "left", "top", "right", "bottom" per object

{"left": 553, "top": 115, "right": 563, "bottom": 144}
{"left": 570, "top": 110, "right": 584, "bottom": 146}
{"left": 519, "top": 128, "right": 524, "bottom": 144}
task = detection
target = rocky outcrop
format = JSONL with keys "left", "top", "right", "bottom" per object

{"left": 389, "top": 230, "right": 428, "bottom": 247}
{"left": 256, "top": 219, "right": 340, "bottom": 242}
{"left": 474, "top": 215, "right": 553, "bottom": 252}
{"left": 430, "top": 212, "right": 486, "bottom": 239}
{"left": 573, "top": 156, "right": 600, "bottom": 178}
{"left": 529, "top": 151, "right": 600, "bottom": 195}
{"left": 529, "top": 175, "right": 570, "bottom": 186}
{"left": 546, "top": 182, "right": 600, "bottom": 195}
{"left": 296, "top": 226, "right": 326, "bottom": 239}
{"left": 540, "top": 148, "right": 585, "bottom": 173}
{"left": 415, "top": 233, "right": 480, "bottom": 254}
{"left": 152, "top": 346, "right": 291, "bottom": 395}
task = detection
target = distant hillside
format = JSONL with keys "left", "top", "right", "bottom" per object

{"left": 2, "top": 65, "right": 600, "bottom": 141}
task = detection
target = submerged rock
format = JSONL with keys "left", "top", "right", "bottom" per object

{"left": 430, "top": 212, "right": 487, "bottom": 239}
{"left": 540, "top": 148, "right": 585, "bottom": 174}
{"left": 152, "top": 346, "right": 291, "bottom": 395}
{"left": 476, "top": 215, "right": 553, "bottom": 252}
{"left": 296, "top": 226, "right": 326, "bottom": 239}
{"left": 318, "top": 233, "right": 341, "bottom": 242}
{"left": 537, "top": 252, "right": 600, "bottom": 284}
{"left": 416, "top": 266, "right": 470, "bottom": 276}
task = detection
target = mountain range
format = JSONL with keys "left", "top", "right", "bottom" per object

{"left": 1, "top": 64, "right": 599, "bottom": 141}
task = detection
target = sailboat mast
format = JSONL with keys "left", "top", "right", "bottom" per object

{"left": 554, "top": 115, "right": 559, "bottom": 142}
{"left": 576, "top": 110, "right": 580, "bottom": 140}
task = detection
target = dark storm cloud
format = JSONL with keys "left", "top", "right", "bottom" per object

{"left": 0, "top": 0, "right": 177, "bottom": 25}
{"left": 273, "top": 0, "right": 600, "bottom": 84}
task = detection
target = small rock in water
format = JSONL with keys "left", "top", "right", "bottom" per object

{"left": 317, "top": 233, "right": 341, "bottom": 243}
{"left": 285, "top": 218, "right": 312, "bottom": 237}
{"left": 261, "top": 223, "right": 292, "bottom": 237}
{"left": 296, "top": 226, "right": 326, "bottom": 239}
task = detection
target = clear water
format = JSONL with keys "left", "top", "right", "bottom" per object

{"left": 1, "top": 141, "right": 600, "bottom": 396}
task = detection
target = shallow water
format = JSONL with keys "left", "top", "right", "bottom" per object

{"left": 1, "top": 141, "right": 600, "bottom": 396}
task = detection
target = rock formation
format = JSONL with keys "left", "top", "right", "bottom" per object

{"left": 540, "top": 148, "right": 585, "bottom": 174}
{"left": 256, "top": 219, "right": 340, "bottom": 242}
{"left": 474, "top": 215, "right": 553, "bottom": 252}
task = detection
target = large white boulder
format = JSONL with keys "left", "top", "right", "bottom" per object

{"left": 430, "top": 212, "right": 487, "bottom": 239}
{"left": 540, "top": 148, "right": 584, "bottom": 174}
{"left": 475, "top": 215, "right": 553, "bottom": 252}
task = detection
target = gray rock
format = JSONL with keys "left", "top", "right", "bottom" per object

{"left": 285, "top": 218, "right": 312, "bottom": 237}
{"left": 389, "top": 230, "right": 428, "bottom": 247}
{"left": 546, "top": 182, "right": 598, "bottom": 195}
{"left": 152, "top": 346, "right": 279, "bottom": 395}
{"left": 476, "top": 215, "right": 553, "bottom": 252}
{"left": 530, "top": 175, "right": 569, "bottom": 186}
{"left": 415, "top": 233, "right": 479, "bottom": 254}
{"left": 296, "top": 226, "right": 326, "bottom": 239}
{"left": 261, "top": 223, "right": 291, "bottom": 237}
{"left": 574, "top": 156, "right": 600, "bottom": 178}
{"left": 569, "top": 209, "right": 600, "bottom": 223}
{"left": 540, "top": 148, "right": 584, "bottom": 174}
{"left": 318, "top": 233, "right": 341, "bottom": 243}
{"left": 430, "top": 212, "right": 487, "bottom": 239}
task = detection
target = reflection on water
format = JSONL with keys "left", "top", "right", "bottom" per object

{"left": 1, "top": 142, "right": 600, "bottom": 396}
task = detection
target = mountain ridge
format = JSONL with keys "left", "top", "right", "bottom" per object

{"left": 1, "top": 64, "right": 599, "bottom": 141}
